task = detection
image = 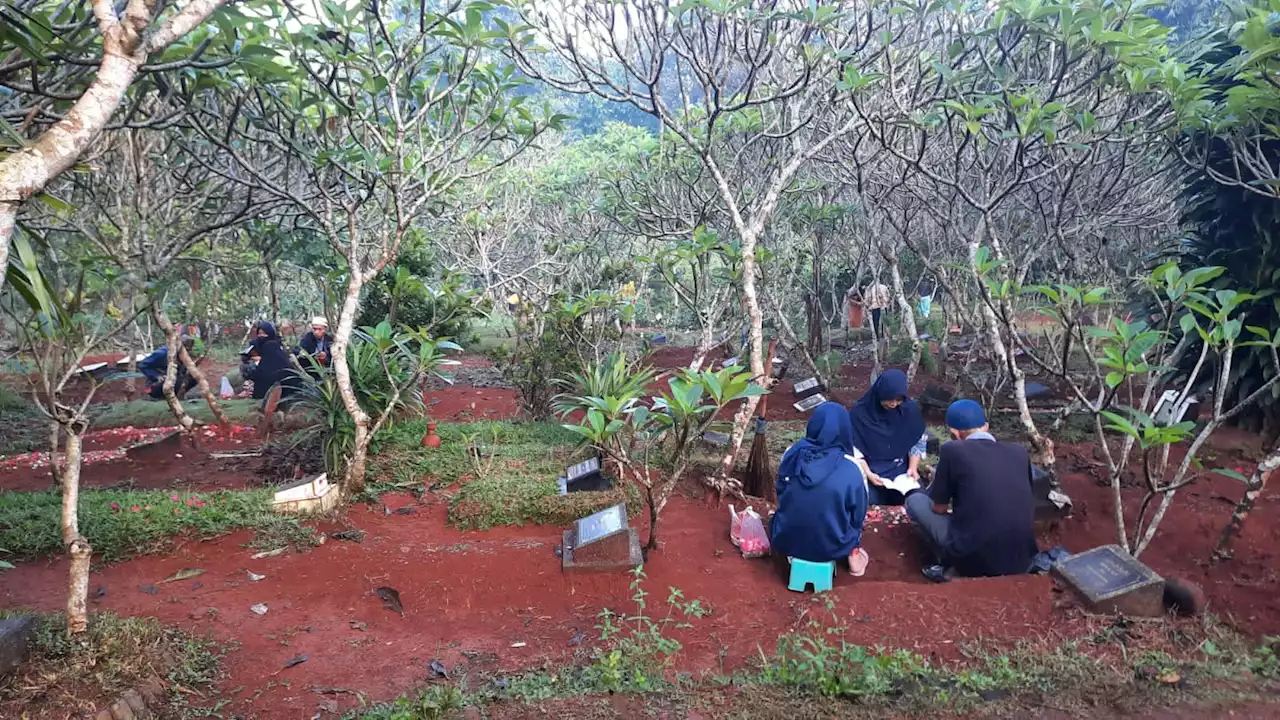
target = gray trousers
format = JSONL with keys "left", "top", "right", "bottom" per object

{"left": 904, "top": 492, "right": 950, "bottom": 565}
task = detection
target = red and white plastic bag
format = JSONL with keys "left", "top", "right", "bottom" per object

{"left": 729, "top": 505, "right": 771, "bottom": 558}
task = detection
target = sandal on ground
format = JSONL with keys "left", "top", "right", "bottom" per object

{"left": 848, "top": 547, "right": 870, "bottom": 577}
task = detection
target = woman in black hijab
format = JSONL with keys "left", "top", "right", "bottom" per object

{"left": 244, "top": 321, "right": 297, "bottom": 400}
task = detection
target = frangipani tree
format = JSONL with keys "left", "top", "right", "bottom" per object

{"left": 563, "top": 365, "right": 766, "bottom": 550}
{"left": 190, "top": 0, "right": 560, "bottom": 492}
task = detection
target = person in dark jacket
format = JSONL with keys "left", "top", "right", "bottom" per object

{"left": 242, "top": 321, "right": 297, "bottom": 400}
{"left": 771, "top": 402, "right": 871, "bottom": 575}
{"left": 848, "top": 369, "right": 929, "bottom": 506}
{"left": 296, "top": 316, "right": 334, "bottom": 372}
{"left": 137, "top": 337, "right": 196, "bottom": 400}
{"left": 904, "top": 400, "right": 1037, "bottom": 580}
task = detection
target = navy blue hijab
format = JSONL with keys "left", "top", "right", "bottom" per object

{"left": 778, "top": 402, "right": 856, "bottom": 489}
{"left": 849, "top": 369, "right": 926, "bottom": 463}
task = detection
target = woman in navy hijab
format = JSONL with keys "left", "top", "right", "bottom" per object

{"left": 848, "top": 369, "right": 928, "bottom": 506}
{"left": 771, "top": 402, "right": 870, "bottom": 575}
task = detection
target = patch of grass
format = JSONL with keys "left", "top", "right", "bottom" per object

{"left": 347, "top": 685, "right": 466, "bottom": 720}
{"left": 0, "top": 612, "right": 224, "bottom": 718}
{"left": 369, "top": 420, "right": 636, "bottom": 528}
{"left": 91, "top": 398, "right": 261, "bottom": 430}
{"left": 0, "top": 488, "right": 313, "bottom": 562}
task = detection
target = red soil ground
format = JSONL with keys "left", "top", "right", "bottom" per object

{"left": 4, "top": 448, "right": 1278, "bottom": 718}
{"left": 2, "top": 350, "right": 1278, "bottom": 718}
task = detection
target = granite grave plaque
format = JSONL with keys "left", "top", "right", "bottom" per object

{"left": 793, "top": 393, "right": 828, "bottom": 412}
{"left": 702, "top": 431, "right": 730, "bottom": 447}
{"left": 564, "top": 455, "right": 613, "bottom": 492}
{"left": 561, "top": 503, "right": 642, "bottom": 572}
{"left": 1051, "top": 545, "right": 1164, "bottom": 617}
{"left": 792, "top": 377, "right": 823, "bottom": 398}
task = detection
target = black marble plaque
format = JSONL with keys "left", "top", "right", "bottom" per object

{"left": 566, "top": 456, "right": 601, "bottom": 482}
{"left": 1053, "top": 545, "right": 1161, "bottom": 602}
{"left": 702, "top": 431, "right": 730, "bottom": 447}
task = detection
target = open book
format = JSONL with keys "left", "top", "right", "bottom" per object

{"left": 880, "top": 473, "right": 921, "bottom": 495}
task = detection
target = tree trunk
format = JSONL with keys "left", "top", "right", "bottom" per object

{"left": 152, "top": 306, "right": 196, "bottom": 431}
{"left": 177, "top": 343, "right": 229, "bottom": 427}
{"left": 688, "top": 320, "right": 716, "bottom": 372}
{"left": 717, "top": 243, "right": 768, "bottom": 486}
{"left": 333, "top": 273, "right": 371, "bottom": 494}
{"left": 1214, "top": 444, "right": 1280, "bottom": 560}
{"left": 265, "top": 261, "right": 280, "bottom": 326}
{"left": 882, "top": 245, "right": 922, "bottom": 382}
{"left": 0, "top": 48, "right": 146, "bottom": 297}
{"left": 124, "top": 339, "right": 138, "bottom": 402}
{"left": 645, "top": 486, "right": 660, "bottom": 551}
{"left": 60, "top": 426, "right": 92, "bottom": 635}
{"left": 764, "top": 288, "right": 827, "bottom": 388}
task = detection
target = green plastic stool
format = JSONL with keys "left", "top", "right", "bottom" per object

{"left": 787, "top": 558, "right": 835, "bottom": 593}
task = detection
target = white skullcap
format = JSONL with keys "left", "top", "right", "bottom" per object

{"left": 311, "top": 316, "right": 329, "bottom": 327}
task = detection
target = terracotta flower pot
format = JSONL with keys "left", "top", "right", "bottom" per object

{"left": 422, "top": 421, "right": 441, "bottom": 448}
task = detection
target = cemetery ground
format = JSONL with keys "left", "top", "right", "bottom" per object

{"left": 2, "top": 347, "right": 1279, "bottom": 719}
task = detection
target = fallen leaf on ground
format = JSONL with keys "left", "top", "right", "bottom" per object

{"left": 510, "top": 642, "right": 526, "bottom": 648}
{"left": 138, "top": 584, "right": 159, "bottom": 595}
{"left": 349, "top": 620, "right": 367, "bottom": 631}
{"left": 1157, "top": 672, "right": 1182, "bottom": 685}
{"left": 374, "top": 586, "right": 403, "bottom": 614}
{"left": 251, "top": 603, "right": 269, "bottom": 615}
{"left": 247, "top": 571, "right": 266, "bottom": 581}
{"left": 283, "top": 654, "right": 309, "bottom": 669}
{"left": 427, "top": 659, "right": 448, "bottom": 678}
{"left": 252, "top": 547, "right": 288, "bottom": 559}
{"left": 91, "top": 586, "right": 107, "bottom": 600}
{"left": 392, "top": 507, "right": 415, "bottom": 515}
{"left": 316, "top": 698, "right": 338, "bottom": 715}
{"left": 568, "top": 631, "right": 586, "bottom": 647}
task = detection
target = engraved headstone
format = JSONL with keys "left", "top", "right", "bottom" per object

{"left": 702, "top": 431, "right": 730, "bottom": 447}
{"left": 563, "top": 456, "right": 613, "bottom": 492}
{"left": 561, "top": 504, "right": 642, "bottom": 572}
{"left": 792, "top": 377, "right": 822, "bottom": 398}
{"left": 793, "top": 393, "right": 828, "bottom": 412}
{"left": 1051, "top": 545, "right": 1164, "bottom": 617}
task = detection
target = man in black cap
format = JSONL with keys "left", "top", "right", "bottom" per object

{"left": 904, "top": 399, "right": 1037, "bottom": 581}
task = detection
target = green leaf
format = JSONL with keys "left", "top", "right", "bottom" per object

{"left": 1210, "top": 468, "right": 1251, "bottom": 483}
{"left": 1105, "top": 372, "right": 1125, "bottom": 388}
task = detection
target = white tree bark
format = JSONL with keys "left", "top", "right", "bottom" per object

{"left": 0, "top": 0, "right": 230, "bottom": 295}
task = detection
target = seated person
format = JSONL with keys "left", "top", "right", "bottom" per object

{"left": 296, "top": 316, "right": 334, "bottom": 372}
{"left": 242, "top": 321, "right": 299, "bottom": 401}
{"left": 848, "top": 368, "right": 928, "bottom": 506}
{"left": 904, "top": 400, "right": 1037, "bottom": 580}
{"left": 136, "top": 337, "right": 197, "bottom": 400}
{"left": 770, "top": 402, "right": 870, "bottom": 575}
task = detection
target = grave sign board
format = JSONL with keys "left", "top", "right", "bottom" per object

{"left": 561, "top": 503, "right": 642, "bottom": 572}
{"left": 793, "top": 393, "right": 828, "bottom": 412}
{"left": 563, "top": 456, "right": 613, "bottom": 492}
{"left": 702, "top": 431, "right": 730, "bottom": 447}
{"left": 1051, "top": 544, "right": 1164, "bottom": 617}
{"left": 792, "top": 377, "right": 822, "bottom": 398}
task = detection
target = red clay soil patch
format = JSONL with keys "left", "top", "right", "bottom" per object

{"left": 425, "top": 386, "right": 522, "bottom": 421}
{"left": 4, "top": 455, "right": 1279, "bottom": 718}
{"left": 0, "top": 425, "right": 263, "bottom": 492}
{"left": 0, "top": 485, "right": 1086, "bottom": 719}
